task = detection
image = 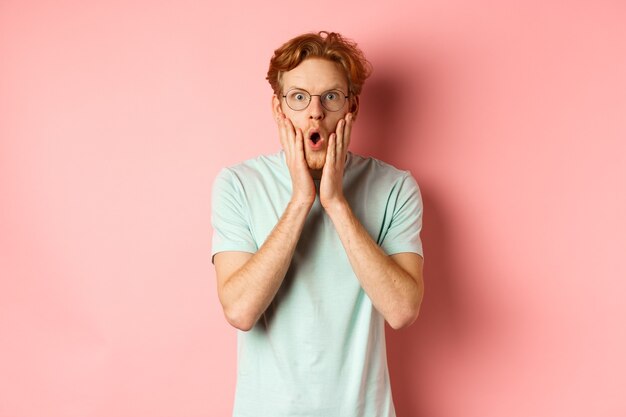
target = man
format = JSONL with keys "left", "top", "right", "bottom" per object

{"left": 211, "top": 31, "right": 424, "bottom": 417}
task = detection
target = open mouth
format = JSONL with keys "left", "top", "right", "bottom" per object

{"left": 310, "top": 132, "right": 321, "bottom": 145}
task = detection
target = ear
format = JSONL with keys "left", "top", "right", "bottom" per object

{"left": 271, "top": 94, "right": 284, "bottom": 121}
{"left": 350, "top": 95, "right": 360, "bottom": 120}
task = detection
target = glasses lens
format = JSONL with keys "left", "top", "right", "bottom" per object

{"left": 321, "top": 90, "right": 346, "bottom": 111}
{"left": 286, "top": 90, "right": 310, "bottom": 111}
{"left": 284, "top": 89, "right": 347, "bottom": 111}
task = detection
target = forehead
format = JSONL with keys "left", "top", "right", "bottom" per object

{"left": 281, "top": 58, "right": 348, "bottom": 91}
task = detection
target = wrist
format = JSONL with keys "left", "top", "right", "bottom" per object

{"left": 321, "top": 197, "right": 350, "bottom": 216}
{"left": 288, "top": 196, "right": 315, "bottom": 211}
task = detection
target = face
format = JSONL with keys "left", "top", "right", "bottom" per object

{"left": 272, "top": 58, "right": 357, "bottom": 172}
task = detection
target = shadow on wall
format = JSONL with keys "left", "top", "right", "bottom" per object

{"left": 353, "top": 68, "right": 414, "bottom": 164}
{"left": 354, "top": 55, "right": 472, "bottom": 416}
{"left": 352, "top": 50, "right": 429, "bottom": 170}
{"left": 385, "top": 189, "right": 468, "bottom": 417}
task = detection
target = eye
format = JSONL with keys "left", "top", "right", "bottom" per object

{"left": 288, "top": 90, "right": 309, "bottom": 102}
{"left": 324, "top": 91, "right": 339, "bottom": 101}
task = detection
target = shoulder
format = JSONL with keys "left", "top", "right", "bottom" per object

{"left": 214, "top": 151, "right": 287, "bottom": 185}
{"left": 220, "top": 151, "right": 285, "bottom": 177}
{"left": 345, "top": 153, "right": 422, "bottom": 207}
{"left": 346, "top": 152, "right": 415, "bottom": 185}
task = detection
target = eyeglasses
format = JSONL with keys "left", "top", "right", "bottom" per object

{"left": 282, "top": 88, "right": 349, "bottom": 112}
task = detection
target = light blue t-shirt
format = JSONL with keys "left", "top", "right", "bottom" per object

{"left": 211, "top": 151, "right": 423, "bottom": 417}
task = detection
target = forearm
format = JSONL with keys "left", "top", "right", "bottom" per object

{"left": 325, "top": 200, "right": 423, "bottom": 329}
{"left": 219, "top": 200, "right": 311, "bottom": 331}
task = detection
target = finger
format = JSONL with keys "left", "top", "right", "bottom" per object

{"left": 327, "top": 133, "right": 336, "bottom": 165}
{"left": 343, "top": 113, "right": 353, "bottom": 151}
{"left": 336, "top": 119, "right": 345, "bottom": 158}
{"left": 279, "top": 119, "right": 296, "bottom": 160}
{"left": 282, "top": 116, "right": 298, "bottom": 158}
{"left": 284, "top": 117, "right": 298, "bottom": 145}
{"left": 295, "top": 128, "right": 306, "bottom": 163}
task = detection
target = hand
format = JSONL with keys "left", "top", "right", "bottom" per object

{"left": 276, "top": 113, "right": 316, "bottom": 206}
{"left": 320, "top": 113, "right": 353, "bottom": 210}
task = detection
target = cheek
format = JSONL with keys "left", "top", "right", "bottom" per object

{"left": 285, "top": 113, "right": 306, "bottom": 130}
{"left": 329, "top": 115, "right": 346, "bottom": 130}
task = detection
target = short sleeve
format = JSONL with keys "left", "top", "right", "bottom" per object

{"left": 379, "top": 174, "right": 424, "bottom": 257}
{"left": 211, "top": 168, "right": 258, "bottom": 262}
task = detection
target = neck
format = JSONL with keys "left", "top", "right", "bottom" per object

{"left": 310, "top": 169, "right": 322, "bottom": 180}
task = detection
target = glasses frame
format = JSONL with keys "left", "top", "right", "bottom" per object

{"left": 282, "top": 88, "right": 350, "bottom": 112}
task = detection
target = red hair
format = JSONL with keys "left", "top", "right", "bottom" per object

{"left": 267, "top": 31, "right": 372, "bottom": 97}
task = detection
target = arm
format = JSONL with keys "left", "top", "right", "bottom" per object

{"left": 324, "top": 201, "right": 424, "bottom": 329}
{"left": 214, "top": 113, "right": 315, "bottom": 331}
{"left": 214, "top": 199, "right": 312, "bottom": 331}
{"left": 320, "top": 114, "right": 424, "bottom": 329}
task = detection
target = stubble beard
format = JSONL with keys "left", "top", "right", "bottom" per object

{"left": 305, "top": 149, "right": 326, "bottom": 172}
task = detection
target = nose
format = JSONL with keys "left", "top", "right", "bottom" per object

{"left": 308, "top": 96, "right": 325, "bottom": 120}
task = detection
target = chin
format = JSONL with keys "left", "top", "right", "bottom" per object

{"left": 305, "top": 152, "right": 326, "bottom": 171}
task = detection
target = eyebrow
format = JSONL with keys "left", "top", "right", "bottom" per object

{"left": 286, "top": 85, "right": 347, "bottom": 93}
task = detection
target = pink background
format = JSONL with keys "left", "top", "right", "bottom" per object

{"left": 1, "top": 1, "right": 625, "bottom": 416}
